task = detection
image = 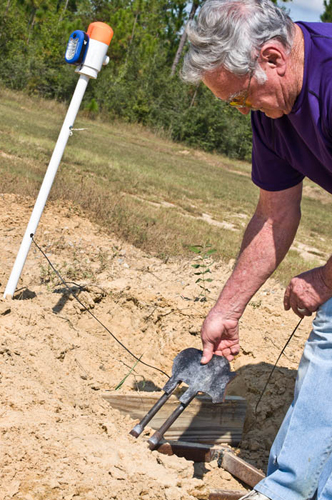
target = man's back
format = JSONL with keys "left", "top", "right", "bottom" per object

{"left": 252, "top": 22, "right": 332, "bottom": 194}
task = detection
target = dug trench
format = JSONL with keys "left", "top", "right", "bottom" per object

{"left": 0, "top": 193, "right": 312, "bottom": 500}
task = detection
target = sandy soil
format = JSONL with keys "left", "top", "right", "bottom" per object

{"left": 0, "top": 193, "right": 313, "bottom": 500}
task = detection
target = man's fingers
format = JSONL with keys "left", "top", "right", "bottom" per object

{"left": 284, "top": 285, "right": 291, "bottom": 310}
{"left": 290, "top": 298, "right": 313, "bottom": 317}
{"left": 220, "top": 347, "right": 234, "bottom": 362}
{"left": 296, "top": 306, "right": 312, "bottom": 317}
{"left": 285, "top": 282, "right": 313, "bottom": 317}
{"left": 201, "top": 343, "right": 240, "bottom": 364}
{"left": 230, "top": 345, "right": 240, "bottom": 356}
{"left": 290, "top": 294, "right": 303, "bottom": 317}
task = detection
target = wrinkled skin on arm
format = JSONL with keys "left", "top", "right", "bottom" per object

{"left": 201, "top": 183, "right": 303, "bottom": 363}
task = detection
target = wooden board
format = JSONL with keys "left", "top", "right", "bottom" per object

{"left": 103, "top": 392, "right": 246, "bottom": 445}
{"left": 209, "top": 490, "right": 247, "bottom": 500}
{"left": 155, "top": 440, "right": 265, "bottom": 488}
{"left": 220, "top": 450, "right": 265, "bottom": 488}
{"left": 156, "top": 440, "right": 215, "bottom": 462}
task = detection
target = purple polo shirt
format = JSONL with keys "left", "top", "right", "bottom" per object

{"left": 251, "top": 22, "right": 332, "bottom": 194}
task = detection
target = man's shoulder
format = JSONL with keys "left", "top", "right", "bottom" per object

{"left": 298, "top": 21, "right": 332, "bottom": 70}
{"left": 299, "top": 22, "right": 332, "bottom": 104}
{"left": 297, "top": 21, "right": 332, "bottom": 39}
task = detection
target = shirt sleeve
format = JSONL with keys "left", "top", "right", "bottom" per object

{"left": 251, "top": 112, "right": 305, "bottom": 192}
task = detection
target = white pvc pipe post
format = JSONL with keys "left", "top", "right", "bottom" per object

{"left": 4, "top": 74, "right": 89, "bottom": 298}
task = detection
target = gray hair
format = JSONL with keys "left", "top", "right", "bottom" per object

{"left": 181, "top": 0, "right": 295, "bottom": 84}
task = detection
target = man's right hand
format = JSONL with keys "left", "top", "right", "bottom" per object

{"left": 200, "top": 308, "right": 240, "bottom": 364}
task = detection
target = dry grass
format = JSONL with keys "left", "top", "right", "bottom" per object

{"left": 1, "top": 87, "right": 330, "bottom": 285}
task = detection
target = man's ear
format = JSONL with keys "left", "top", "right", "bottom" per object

{"left": 259, "top": 45, "right": 286, "bottom": 76}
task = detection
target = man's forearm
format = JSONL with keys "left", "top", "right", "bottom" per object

{"left": 214, "top": 209, "right": 300, "bottom": 319}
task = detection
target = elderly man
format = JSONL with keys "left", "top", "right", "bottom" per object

{"left": 182, "top": 1, "right": 332, "bottom": 499}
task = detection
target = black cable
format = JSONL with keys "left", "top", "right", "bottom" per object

{"left": 30, "top": 233, "right": 303, "bottom": 396}
{"left": 30, "top": 234, "right": 170, "bottom": 380}
{"left": 255, "top": 317, "right": 303, "bottom": 414}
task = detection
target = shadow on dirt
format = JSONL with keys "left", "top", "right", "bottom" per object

{"left": 13, "top": 288, "right": 37, "bottom": 300}
{"left": 51, "top": 285, "right": 83, "bottom": 313}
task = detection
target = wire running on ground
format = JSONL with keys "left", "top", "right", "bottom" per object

{"left": 30, "top": 233, "right": 170, "bottom": 380}
{"left": 29, "top": 234, "right": 302, "bottom": 401}
{"left": 255, "top": 317, "right": 303, "bottom": 414}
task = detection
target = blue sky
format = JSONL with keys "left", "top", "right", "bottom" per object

{"left": 278, "top": 0, "right": 325, "bottom": 22}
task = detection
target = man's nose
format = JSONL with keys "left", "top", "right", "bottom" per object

{"left": 237, "top": 107, "right": 251, "bottom": 115}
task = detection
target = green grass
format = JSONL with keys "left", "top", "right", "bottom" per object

{"left": 1, "top": 87, "right": 331, "bottom": 285}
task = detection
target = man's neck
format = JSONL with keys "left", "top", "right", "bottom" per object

{"left": 291, "top": 23, "right": 305, "bottom": 98}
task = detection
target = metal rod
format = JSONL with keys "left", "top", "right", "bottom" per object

{"left": 148, "top": 393, "right": 197, "bottom": 450}
{"left": 130, "top": 386, "right": 179, "bottom": 438}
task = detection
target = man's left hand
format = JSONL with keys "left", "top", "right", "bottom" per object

{"left": 284, "top": 266, "right": 332, "bottom": 317}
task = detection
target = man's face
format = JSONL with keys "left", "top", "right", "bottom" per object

{"left": 203, "top": 63, "right": 295, "bottom": 119}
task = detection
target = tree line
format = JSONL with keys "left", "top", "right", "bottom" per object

{"left": 1, "top": 0, "right": 332, "bottom": 161}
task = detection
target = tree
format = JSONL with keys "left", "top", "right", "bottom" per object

{"left": 0, "top": 0, "right": 292, "bottom": 162}
{"left": 321, "top": 0, "right": 332, "bottom": 22}
{"left": 170, "top": 0, "right": 200, "bottom": 76}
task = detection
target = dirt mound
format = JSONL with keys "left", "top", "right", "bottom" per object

{"left": 0, "top": 194, "right": 312, "bottom": 499}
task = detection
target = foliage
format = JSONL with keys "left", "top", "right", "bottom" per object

{"left": 0, "top": 0, "right": 291, "bottom": 160}
{"left": 321, "top": 0, "right": 332, "bottom": 22}
{"left": 0, "top": 0, "right": 255, "bottom": 160}
{"left": 115, "top": 356, "right": 143, "bottom": 390}
{"left": 190, "top": 244, "right": 217, "bottom": 301}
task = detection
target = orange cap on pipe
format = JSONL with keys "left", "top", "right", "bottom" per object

{"left": 87, "top": 22, "right": 113, "bottom": 46}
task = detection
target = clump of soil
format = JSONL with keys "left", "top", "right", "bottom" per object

{"left": 0, "top": 194, "right": 311, "bottom": 499}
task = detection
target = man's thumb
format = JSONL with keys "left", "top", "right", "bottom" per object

{"left": 201, "top": 344, "right": 213, "bottom": 364}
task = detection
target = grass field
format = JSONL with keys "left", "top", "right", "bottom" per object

{"left": 1, "top": 87, "right": 331, "bottom": 285}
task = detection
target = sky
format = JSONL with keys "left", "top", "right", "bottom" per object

{"left": 278, "top": 0, "right": 326, "bottom": 22}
